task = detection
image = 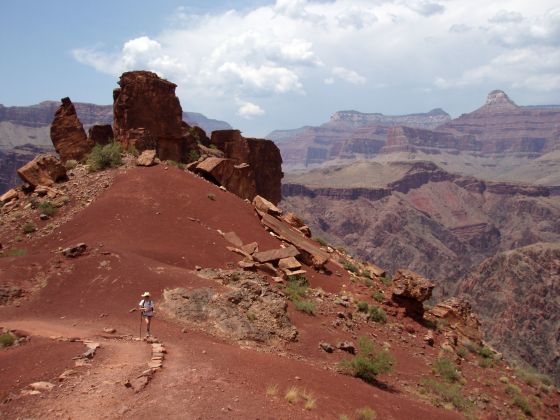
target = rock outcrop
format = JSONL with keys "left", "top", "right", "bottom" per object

{"left": 427, "top": 297, "right": 483, "bottom": 346}
{"left": 50, "top": 97, "right": 93, "bottom": 162}
{"left": 391, "top": 269, "right": 434, "bottom": 318}
{"left": 208, "top": 129, "right": 283, "bottom": 204}
{"left": 88, "top": 124, "right": 113, "bottom": 146}
{"left": 113, "top": 71, "right": 193, "bottom": 162}
{"left": 16, "top": 154, "right": 66, "bottom": 187}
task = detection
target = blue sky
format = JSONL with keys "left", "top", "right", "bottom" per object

{"left": 2, "top": 1, "right": 559, "bottom": 136}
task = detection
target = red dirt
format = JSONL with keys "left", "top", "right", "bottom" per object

{"left": 0, "top": 165, "right": 556, "bottom": 419}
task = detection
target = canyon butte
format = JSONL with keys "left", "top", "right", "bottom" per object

{"left": 1, "top": 71, "right": 558, "bottom": 419}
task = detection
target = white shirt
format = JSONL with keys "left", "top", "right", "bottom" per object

{"left": 139, "top": 299, "right": 154, "bottom": 316}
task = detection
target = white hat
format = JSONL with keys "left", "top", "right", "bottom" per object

{"left": 141, "top": 291, "right": 151, "bottom": 297}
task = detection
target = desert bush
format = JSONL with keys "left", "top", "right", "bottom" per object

{"left": 516, "top": 367, "right": 553, "bottom": 388}
{"left": 0, "top": 332, "right": 15, "bottom": 347}
{"left": 285, "top": 386, "right": 300, "bottom": 404}
{"left": 380, "top": 273, "right": 392, "bottom": 286}
{"left": 421, "top": 378, "right": 471, "bottom": 411}
{"left": 456, "top": 347, "right": 468, "bottom": 358}
{"left": 0, "top": 248, "right": 27, "bottom": 257}
{"left": 302, "top": 390, "right": 316, "bottom": 410}
{"left": 361, "top": 269, "right": 372, "bottom": 279}
{"left": 338, "top": 337, "right": 394, "bottom": 383}
{"left": 479, "top": 346, "right": 493, "bottom": 358}
{"left": 355, "top": 407, "right": 376, "bottom": 420}
{"left": 371, "top": 291, "right": 384, "bottom": 303}
{"left": 86, "top": 142, "right": 122, "bottom": 172}
{"left": 294, "top": 300, "right": 315, "bottom": 315}
{"left": 266, "top": 384, "right": 278, "bottom": 396}
{"left": 368, "top": 305, "right": 387, "bottom": 323}
{"left": 512, "top": 395, "right": 533, "bottom": 416}
{"left": 38, "top": 201, "right": 57, "bottom": 216}
{"left": 64, "top": 159, "right": 78, "bottom": 170}
{"left": 22, "top": 222, "right": 36, "bottom": 234}
{"left": 363, "top": 277, "right": 373, "bottom": 287}
{"left": 433, "top": 357, "right": 461, "bottom": 383}
{"left": 285, "top": 275, "right": 308, "bottom": 301}
{"left": 340, "top": 259, "right": 359, "bottom": 274}
{"left": 356, "top": 301, "right": 369, "bottom": 313}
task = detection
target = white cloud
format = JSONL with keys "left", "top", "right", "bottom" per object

{"left": 72, "top": 0, "right": 560, "bottom": 134}
{"left": 237, "top": 100, "right": 266, "bottom": 118}
{"left": 331, "top": 67, "right": 367, "bottom": 85}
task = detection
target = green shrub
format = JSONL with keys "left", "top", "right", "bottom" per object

{"left": 294, "top": 300, "right": 315, "bottom": 315}
{"left": 338, "top": 337, "right": 394, "bottom": 383}
{"left": 479, "top": 357, "right": 494, "bottom": 368}
{"left": 22, "top": 222, "right": 36, "bottom": 234}
{"left": 340, "top": 259, "right": 359, "bottom": 274}
{"left": 421, "top": 378, "right": 471, "bottom": 411}
{"left": 380, "top": 274, "right": 392, "bottom": 286}
{"left": 0, "top": 248, "right": 27, "bottom": 257}
{"left": 247, "top": 312, "right": 257, "bottom": 322}
{"left": 456, "top": 347, "right": 468, "bottom": 358}
{"left": 363, "top": 277, "right": 373, "bottom": 287}
{"left": 368, "top": 306, "right": 387, "bottom": 323}
{"left": 433, "top": 357, "right": 461, "bottom": 383}
{"left": 371, "top": 291, "right": 384, "bottom": 303}
{"left": 86, "top": 142, "right": 122, "bottom": 172}
{"left": 512, "top": 395, "right": 533, "bottom": 417}
{"left": 357, "top": 301, "right": 369, "bottom": 313}
{"left": 187, "top": 149, "right": 201, "bottom": 162}
{"left": 314, "top": 237, "right": 328, "bottom": 247}
{"left": 168, "top": 160, "right": 185, "bottom": 170}
{"left": 479, "top": 346, "right": 493, "bottom": 358}
{"left": 355, "top": 407, "right": 376, "bottom": 420}
{"left": 38, "top": 201, "right": 57, "bottom": 216}
{"left": 64, "top": 159, "right": 78, "bottom": 170}
{"left": 0, "top": 332, "right": 15, "bottom": 347}
{"left": 285, "top": 275, "right": 308, "bottom": 303}
{"left": 361, "top": 270, "right": 372, "bottom": 279}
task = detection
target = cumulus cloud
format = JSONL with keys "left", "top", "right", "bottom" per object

{"left": 72, "top": 0, "right": 560, "bottom": 134}
{"left": 237, "top": 100, "right": 266, "bottom": 118}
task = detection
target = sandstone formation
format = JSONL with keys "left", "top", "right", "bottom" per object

{"left": 88, "top": 124, "right": 113, "bottom": 146}
{"left": 391, "top": 269, "right": 434, "bottom": 318}
{"left": 208, "top": 129, "right": 283, "bottom": 204}
{"left": 427, "top": 297, "right": 483, "bottom": 346}
{"left": 113, "top": 71, "right": 193, "bottom": 162}
{"left": 136, "top": 150, "right": 157, "bottom": 167}
{"left": 16, "top": 154, "right": 66, "bottom": 187}
{"left": 50, "top": 97, "right": 93, "bottom": 162}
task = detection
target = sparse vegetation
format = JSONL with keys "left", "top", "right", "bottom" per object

{"left": 294, "top": 299, "right": 316, "bottom": 315}
{"left": 505, "top": 383, "right": 533, "bottom": 416}
{"left": 285, "top": 386, "right": 300, "bottom": 404}
{"left": 22, "top": 222, "right": 37, "bottom": 234}
{"left": 478, "top": 346, "right": 494, "bottom": 368}
{"left": 361, "top": 269, "right": 372, "bottom": 279}
{"left": 363, "top": 277, "right": 373, "bottom": 287}
{"left": 266, "top": 384, "right": 278, "bottom": 396}
{"left": 247, "top": 312, "right": 257, "bottom": 322}
{"left": 64, "top": 159, "right": 78, "bottom": 170}
{"left": 338, "top": 336, "right": 394, "bottom": 383}
{"left": 187, "top": 149, "right": 201, "bottom": 162}
{"left": 368, "top": 305, "right": 387, "bottom": 323}
{"left": 340, "top": 259, "right": 359, "bottom": 274}
{"left": 207, "top": 193, "right": 216, "bottom": 201}
{"left": 0, "top": 332, "right": 15, "bottom": 347}
{"left": 38, "top": 201, "right": 57, "bottom": 216}
{"left": 433, "top": 357, "right": 462, "bottom": 383}
{"left": 356, "top": 301, "right": 369, "bottom": 313}
{"left": 302, "top": 390, "right": 316, "bottom": 410}
{"left": 127, "top": 144, "right": 138, "bottom": 156}
{"left": 516, "top": 366, "right": 553, "bottom": 388}
{"left": 86, "top": 142, "right": 123, "bottom": 172}
{"left": 285, "top": 275, "right": 308, "bottom": 301}
{"left": 167, "top": 160, "right": 185, "bottom": 170}
{"left": 421, "top": 378, "right": 471, "bottom": 411}
{"left": 314, "top": 237, "right": 328, "bottom": 247}
{"left": 355, "top": 406, "right": 376, "bottom": 420}
{"left": 380, "top": 273, "right": 392, "bottom": 286}
{"left": 371, "top": 291, "right": 384, "bottom": 303}
{"left": 456, "top": 347, "right": 468, "bottom": 358}
{"left": 0, "top": 248, "right": 27, "bottom": 257}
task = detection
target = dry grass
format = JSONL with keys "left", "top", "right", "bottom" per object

{"left": 302, "top": 389, "right": 316, "bottom": 410}
{"left": 266, "top": 384, "right": 278, "bottom": 397}
{"left": 285, "top": 386, "right": 300, "bottom": 404}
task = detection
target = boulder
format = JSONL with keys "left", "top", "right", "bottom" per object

{"left": 427, "top": 297, "right": 483, "bottom": 346}
{"left": 278, "top": 257, "right": 302, "bottom": 271}
{"left": 62, "top": 243, "right": 87, "bottom": 258}
{"left": 337, "top": 341, "right": 356, "bottom": 354}
{"left": 0, "top": 189, "right": 18, "bottom": 203}
{"left": 253, "top": 195, "right": 282, "bottom": 216}
{"left": 253, "top": 246, "right": 299, "bottom": 264}
{"left": 113, "top": 71, "right": 194, "bottom": 162}
{"left": 17, "top": 154, "right": 67, "bottom": 188}
{"left": 194, "top": 157, "right": 256, "bottom": 200}
{"left": 29, "top": 382, "right": 54, "bottom": 392}
{"left": 210, "top": 130, "right": 283, "bottom": 204}
{"left": 259, "top": 213, "right": 330, "bottom": 269}
{"left": 319, "top": 342, "right": 334, "bottom": 353}
{"left": 88, "top": 124, "right": 114, "bottom": 146}
{"left": 136, "top": 150, "right": 157, "bottom": 167}
{"left": 50, "top": 97, "right": 93, "bottom": 162}
{"left": 391, "top": 269, "right": 435, "bottom": 318}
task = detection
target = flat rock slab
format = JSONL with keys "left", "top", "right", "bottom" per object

{"left": 241, "top": 242, "right": 259, "bottom": 255}
{"left": 224, "top": 231, "right": 243, "bottom": 248}
{"left": 253, "top": 245, "right": 299, "bottom": 263}
{"left": 278, "top": 256, "right": 301, "bottom": 271}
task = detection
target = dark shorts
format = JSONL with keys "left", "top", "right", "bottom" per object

{"left": 142, "top": 314, "right": 154, "bottom": 318}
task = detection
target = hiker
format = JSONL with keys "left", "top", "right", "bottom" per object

{"left": 139, "top": 292, "right": 155, "bottom": 337}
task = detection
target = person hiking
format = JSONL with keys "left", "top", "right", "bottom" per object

{"left": 139, "top": 292, "right": 155, "bottom": 337}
